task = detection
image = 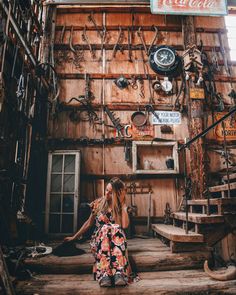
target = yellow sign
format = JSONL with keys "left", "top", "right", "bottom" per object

{"left": 215, "top": 113, "right": 236, "bottom": 141}
{"left": 190, "top": 88, "right": 205, "bottom": 100}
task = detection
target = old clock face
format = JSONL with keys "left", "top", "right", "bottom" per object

{"left": 149, "top": 45, "right": 181, "bottom": 78}
{"left": 154, "top": 47, "right": 176, "bottom": 68}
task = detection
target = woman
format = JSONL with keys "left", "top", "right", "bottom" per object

{"left": 64, "top": 177, "right": 130, "bottom": 287}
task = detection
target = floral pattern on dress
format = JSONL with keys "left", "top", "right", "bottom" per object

{"left": 89, "top": 198, "right": 130, "bottom": 283}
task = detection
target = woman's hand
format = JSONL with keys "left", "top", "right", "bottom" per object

{"left": 64, "top": 236, "right": 75, "bottom": 243}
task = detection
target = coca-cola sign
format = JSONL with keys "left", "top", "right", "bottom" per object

{"left": 151, "top": 0, "right": 228, "bottom": 16}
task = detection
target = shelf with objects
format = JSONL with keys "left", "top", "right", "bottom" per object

{"left": 132, "top": 140, "right": 179, "bottom": 174}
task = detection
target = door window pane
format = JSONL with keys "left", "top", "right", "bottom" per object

{"left": 52, "top": 155, "right": 63, "bottom": 173}
{"left": 63, "top": 174, "right": 75, "bottom": 192}
{"left": 49, "top": 214, "right": 60, "bottom": 233}
{"left": 64, "top": 155, "right": 75, "bottom": 173}
{"left": 50, "top": 194, "right": 61, "bottom": 212}
{"left": 63, "top": 194, "right": 74, "bottom": 212}
{"left": 62, "top": 214, "right": 73, "bottom": 233}
{"left": 51, "top": 174, "right": 62, "bottom": 192}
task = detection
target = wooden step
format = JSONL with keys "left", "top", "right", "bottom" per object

{"left": 23, "top": 238, "right": 209, "bottom": 274}
{"left": 15, "top": 270, "right": 236, "bottom": 295}
{"left": 222, "top": 173, "right": 236, "bottom": 181}
{"left": 187, "top": 198, "right": 236, "bottom": 206}
{"left": 209, "top": 182, "right": 236, "bottom": 193}
{"left": 151, "top": 224, "right": 204, "bottom": 243}
{"left": 171, "top": 212, "right": 224, "bottom": 224}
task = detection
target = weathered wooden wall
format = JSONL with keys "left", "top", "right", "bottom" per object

{"left": 49, "top": 7, "right": 236, "bottom": 227}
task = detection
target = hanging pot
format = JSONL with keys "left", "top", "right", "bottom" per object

{"left": 131, "top": 111, "right": 147, "bottom": 127}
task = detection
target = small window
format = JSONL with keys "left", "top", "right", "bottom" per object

{"left": 225, "top": 15, "right": 236, "bottom": 61}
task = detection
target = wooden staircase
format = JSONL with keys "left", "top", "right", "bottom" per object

{"left": 152, "top": 174, "right": 236, "bottom": 253}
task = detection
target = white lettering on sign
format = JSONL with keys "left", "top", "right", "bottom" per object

{"left": 151, "top": 0, "right": 227, "bottom": 16}
{"left": 152, "top": 111, "right": 181, "bottom": 125}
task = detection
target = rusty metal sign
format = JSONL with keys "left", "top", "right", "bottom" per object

{"left": 215, "top": 113, "right": 236, "bottom": 141}
{"left": 151, "top": 0, "right": 228, "bottom": 16}
{"left": 190, "top": 88, "right": 205, "bottom": 100}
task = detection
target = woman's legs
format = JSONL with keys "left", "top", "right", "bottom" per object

{"left": 92, "top": 224, "right": 129, "bottom": 283}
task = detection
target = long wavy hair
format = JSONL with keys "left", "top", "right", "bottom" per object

{"left": 97, "top": 177, "right": 125, "bottom": 226}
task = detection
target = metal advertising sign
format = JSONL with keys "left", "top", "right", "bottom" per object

{"left": 152, "top": 111, "right": 181, "bottom": 125}
{"left": 215, "top": 113, "right": 236, "bottom": 141}
{"left": 151, "top": 0, "right": 228, "bottom": 16}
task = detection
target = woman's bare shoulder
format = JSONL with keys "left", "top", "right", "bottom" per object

{"left": 89, "top": 197, "right": 104, "bottom": 209}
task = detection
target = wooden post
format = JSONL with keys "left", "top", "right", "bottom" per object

{"left": 183, "top": 16, "right": 205, "bottom": 200}
{"left": 0, "top": 246, "right": 15, "bottom": 295}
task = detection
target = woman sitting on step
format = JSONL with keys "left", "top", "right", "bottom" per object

{"left": 64, "top": 177, "right": 131, "bottom": 287}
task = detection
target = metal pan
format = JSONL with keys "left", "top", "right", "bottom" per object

{"left": 131, "top": 111, "right": 147, "bottom": 127}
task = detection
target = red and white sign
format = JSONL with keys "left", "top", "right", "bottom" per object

{"left": 151, "top": 0, "right": 228, "bottom": 16}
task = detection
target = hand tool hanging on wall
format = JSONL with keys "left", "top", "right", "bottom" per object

{"left": 140, "top": 49, "right": 154, "bottom": 103}
{"left": 16, "top": 74, "right": 26, "bottom": 112}
{"left": 218, "top": 31, "right": 231, "bottom": 76}
{"left": 88, "top": 12, "right": 103, "bottom": 39}
{"left": 211, "top": 47, "right": 220, "bottom": 72}
{"left": 145, "top": 104, "right": 159, "bottom": 121}
{"left": 100, "top": 26, "right": 107, "bottom": 60}
{"left": 130, "top": 75, "right": 138, "bottom": 90}
{"left": 148, "top": 26, "right": 159, "bottom": 56}
{"left": 56, "top": 25, "right": 68, "bottom": 65}
{"left": 137, "top": 76, "right": 145, "bottom": 99}
{"left": 127, "top": 27, "right": 132, "bottom": 62}
{"left": 112, "top": 26, "right": 124, "bottom": 58}
{"left": 174, "top": 74, "right": 186, "bottom": 111}
{"left": 124, "top": 140, "right": 132, "bottom": 162}
{"left": 82, "top": 26, "right": 96, "bottom": 59}
{"left": 69, "top": 26, "right": 76, "bottom": 54}
{"left": 137, "top": 27, "right": 148, "bottom": 56}
{"left": 104, "top": 105, "right": 124, "bottom": 137}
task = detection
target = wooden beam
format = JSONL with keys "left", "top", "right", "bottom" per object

{"left": 54, "top": 44, "right": 231, "bottom": 53}
{"left": 183, "top": 16, "right": 206, "bottom": 200}
{"left": 0, "top": 247, "right": 15, "bottom": 295}
{"left": 57, "top": 73, "right": 236, "bottom": 83}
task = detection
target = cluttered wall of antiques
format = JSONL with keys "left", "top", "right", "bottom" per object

{"left": 0, "top": 1, "right": 236, "bottom": 265}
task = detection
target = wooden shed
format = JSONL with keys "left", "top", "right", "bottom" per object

{"left": 1, "top": 0, "right": 236, "bottom": 294}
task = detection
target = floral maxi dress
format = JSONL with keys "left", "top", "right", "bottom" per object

{"left": 90, "top": 199, "right": 130, "bottom": 283}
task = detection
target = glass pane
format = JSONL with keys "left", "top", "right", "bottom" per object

{"left": 52, "top": 155, "right": 63, "bottom": 173}
{"left": 63, "top": 194, "right": 74, "bottom": 212}
{"left": 64, "top": 155, "right": 75, "bottom": 173}
{"left": 49, "top": 214, "right": 60, "bottom": 233}
{"left": 61, "top": 214, "right": 74, "bottom": 233}
{"left": 51, "top": 174, "right": 62, "bottom": 192}
{"left": 63, "top": 174, "right": 75, "bottom": 192}
{"left": 50, "top": 194, "right": 61, "bottom": 212}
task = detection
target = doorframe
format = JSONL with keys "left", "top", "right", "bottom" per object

{"left": 45, "top": 150, "right": 81, "bottom": 235}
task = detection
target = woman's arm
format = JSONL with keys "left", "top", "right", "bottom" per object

{"left": 119, "top": 190, "right": 129, "bottom": 229}
{"left": 121, "top": 205, "right": 129, "bottom": 229}
{"left": 64, "top": 213, "right": 95, "bottom": 242}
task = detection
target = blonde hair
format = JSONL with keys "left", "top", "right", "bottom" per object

{"left": 96, "top": 177, "right": 125, "bottom": 226}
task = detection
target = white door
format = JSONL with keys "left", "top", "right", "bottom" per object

{"left": 45, "top": 150, "right": 80, "bottom": 235}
